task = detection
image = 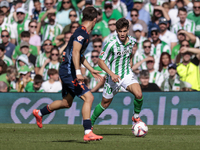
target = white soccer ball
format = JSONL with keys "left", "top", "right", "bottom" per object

{"left": 132, "top": 121, "right": 148, "bottom": 137}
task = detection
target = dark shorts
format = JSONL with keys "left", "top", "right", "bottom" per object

{"left": 59, "top": 67, "right": 89, "bottom": 98}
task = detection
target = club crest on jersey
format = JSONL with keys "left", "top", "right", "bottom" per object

{"left": 77, "top": 36, "right": 84, "bottom": 42}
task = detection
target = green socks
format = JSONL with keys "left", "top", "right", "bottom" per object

{"left": 91, "top": 102, "right": 105, "bottom": 126}
{"left": 134, "top": 97, "right": 143, "bottom": 114}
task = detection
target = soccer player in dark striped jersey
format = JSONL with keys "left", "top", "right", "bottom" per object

{"left": 33, "top": 7, "right": 103, "bottom": 141}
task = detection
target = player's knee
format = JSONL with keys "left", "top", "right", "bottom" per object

{"left": 135, "top": 92, "right": 143, "bottom": 100}
{"left": 86, "top": 94, "right": 94, "bottom": 104}
{"left": 62, "top": 101, "right": 72, "bottom": 108}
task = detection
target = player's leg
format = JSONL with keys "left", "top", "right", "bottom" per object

{"left": 33, "top": 93, "right": 74, "bottom": 128}
{"left": 90, "top": 97, "right": 113, "bottom": 126}
{"left": 126, "top": 83, "right": 143, "bottom": 122}
{"left": 80, "top": 91, "right": 103, "bottom": 141}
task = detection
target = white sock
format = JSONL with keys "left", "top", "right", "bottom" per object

{"left": 85, "top": 129, "right": 92, "bottom": 135}
{"left": 134, "top": 114, "right": 139, "bottom": 118}
{"left": 38, "top": 110, "right": 42, "bottom": 116}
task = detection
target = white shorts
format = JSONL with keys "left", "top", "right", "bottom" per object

{"left": 102, "top": 72, "right": 139, "bottom": 99}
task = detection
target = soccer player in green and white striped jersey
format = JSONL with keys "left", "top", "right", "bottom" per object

{"left": 171, "top": 7, "right": 195, "bottom": 35}
{"left": 91, "top": 18, "right": 144, "bottom": 127}
{"left": 0, "top": 43, "right": 13, "bottom": 66}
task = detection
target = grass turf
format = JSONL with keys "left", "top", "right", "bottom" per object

{"left": 0, "top": 124, "right": 200, "bottom": 150}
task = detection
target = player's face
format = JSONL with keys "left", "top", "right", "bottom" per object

{"left": 117, "top": 27, "right": 128, "bottom": 43}
{"left": 162, "top": 54, "right": 170, "bottom": 66}
{"left": 168, "top": 68, "right": 177, "bottom": 77}
{"left": 178, "top": 11, "right": 187, "bottom": 22}
{"left": 193, "top": 2, "right": 200, "bottom": 15}
{"left": 140, "top": 76, "right": 149, "bottom": 86}
{"left": 143, "top": 42, "right": 151, "bottom": 55}
{"left": 93, "top": 42, "right": 102, "bottom": 52}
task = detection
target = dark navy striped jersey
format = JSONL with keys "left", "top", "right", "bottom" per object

{"left": 60, "top": 25, "right": 89, "bottom": 73}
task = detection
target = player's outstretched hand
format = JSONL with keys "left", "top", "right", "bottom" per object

{"left": 111, "top": 74, "right": 121, "bottom": 83}
{"left": 91, "top": 70, "right": 103, "bottom": 82}
{"left": 77, "top": 74, "right": 85, "bottom": 82}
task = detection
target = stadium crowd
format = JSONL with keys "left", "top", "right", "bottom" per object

{"left": 0, "top": 0, "right": 200, "bottom": 92}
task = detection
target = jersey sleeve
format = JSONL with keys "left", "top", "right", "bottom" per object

{"left": 99, "top": 41, "right": 114, "bottom": 61}
{"left": 73, "top": 29, "right": 87, "bottom": 45}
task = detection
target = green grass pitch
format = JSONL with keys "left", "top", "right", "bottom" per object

{"left": 0, "top": 124, "right": 200, "bottom": 150}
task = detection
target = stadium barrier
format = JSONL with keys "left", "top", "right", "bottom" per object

{"left": 0, "top": 92, "right": 200, "bottom": 125}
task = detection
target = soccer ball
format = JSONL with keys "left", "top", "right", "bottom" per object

{"left": 132, "top": 121, "right": 148, "bottom": 137}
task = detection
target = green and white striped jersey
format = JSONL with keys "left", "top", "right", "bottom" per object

{"left": 149, "top": 70, "right": 164, "bottom": 87}
{"left": 171, "top": 19, "right": 195, "bottom": 34}
{"left": 151, "top": 41, "right": 171, "bottom": 57}
{"left": 41, "top": 23, "right": 63, "bottom": 44}
{"left": 3, "top": 55, "right": 13, "bottom": 66}
{"left": 137, "top": 36, "right": 147, "bottom": 50}
{"left": 43, "top": 62, "right": 60, "bottom": 81}
{"left": 35, "top": 52, "right": 48, "bottom": 68}
{"left": 99, "top": 35, "right": 136, "bottom": 79}
{"left": 87, "top": 64, "right": 106, "bottom": 90}
{"left": 144, "top": 1, "right": 165, "bottom": 16}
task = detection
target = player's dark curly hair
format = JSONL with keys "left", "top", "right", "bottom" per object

{"left": 116, "top": 18, "right": 129, "bottom": 30}
{"left": 82, "top": 7, "right": 97, "bottom": 22}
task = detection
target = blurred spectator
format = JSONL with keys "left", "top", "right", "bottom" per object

{"left": 85, "top": 29, "right": 102, "bottom": 54}
{"left": 12, "top": 31, "right": 38, "bottom": 62}
{"left": 162, "top": 2, "right": 170, "bottom": 14}
{"left": 25, "top": 74, "right": 44, "bottom": 92}
{"left": 102, "top": 1, "right": 122, "bottom": 23}
{"left": 150, "top": 28, "right": 171, "bottom": 60}
{"left": 148, "top": 6, "right": 170, "bottom": 37}
{"left": 39, "top": 47, "right": 60, "bottom": 80}
{"left": 112, "top": 0, "right": 128, "bottom": 18}
{"left": 133, "top": 40, "right": 153, "bottom": 70}
{"left": 0, "top": 66, "right": 18, "bottom": 90}
{"left": 93, "top": 8, "right": 110, "bottom": 40}
{"left": 0, "top": 10, "right": 14, "bottom": 44}
{"left": 16, "top": 54, "right": 34, "bottom": 72}
{"left": 41, "top": 68, "right": 62, "bottom": 92}
{"left": 176, "top": 44, "right": 200, "bottom": 91}
{"left": 121, "top": 0, "right": 133, "bottom": 12}
{"left": 2, "top": 30, "right": 15, "bottom": 59}
{"left": 69, "top": 21, "right": 80, "bottom": 34}
{"left": 187, "top": 0, "right": 200, "bottom": 37}
{"left": 19, "top": 41, "right": 36, "bottom": 66}
{"left": 58, "top": 31, "right": 72, "bottom": 53}
{"left": 126, "top": 0, "right": 151, "bottom": 25}
{"left": 131, "top": 24, "right": 147, "bottom": 50}
{"left": 28, "top": 20, "right": 41, "bottom": 54}
{"left": 16, "top": 65, "right": 33, "bottom": 92}
{"left": 39, "top": 11, "right": 63, "bottom": 44}
{"left": 56, "top": 0, "right": 74, "bottom": 27}
{"left": 169, "top": 0, "right": 193, "bottom": 25}
{"left": 144, "top": 0, "right": 165, "bottom": 16}
{"left": 171, "top": 30, "right": 196, "bottom": 62}
{"left": 35, "top": 39, "right": 53, "bottom": 74}
{"left": 147, "top": 56, "right": 164, "bottom": 87}
{"left": 0, "top": 1, "right": 10, "bottom": 21}
{"left": 87, "top": 50, "right": 105, "bottom": 92}
{"left": 0, "top": 81, "right": 8, "bottom": 92}
{"left": 158, "top": 52, "right": 171, "bottom": 79}
{"left": 32, "top": 0, "right": 42, "bottom": 21}
{"left": 60, "top": 10, "right": 77, "bottom": 34}
{"left": 0, "top": 43, "right": 13, "bottom": 66}
{"left": 104, "top": 19, "right": 117, "bottom": 43}
{"left": 139, "top": 70, "right": 161, "bottom": 91}
{"left": 158, "top": 17, "right": 178, "bottom": 50}
{"left": 161, "top": 63, "right": 185, "bottom": 91}
{"left": 93, "top": 0, "right": 104, "bottom": 9}
{"left": 12, "top": 7, "right": 30, "bottom": 44}
{"left": 128, "top": 8, "right": 148, "bottom": 37}
{"left": 0, "top": 59, "right": 7, "bottom": 75}
{"left": 171, "top": 7, "right": 195, "bottom": 35}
